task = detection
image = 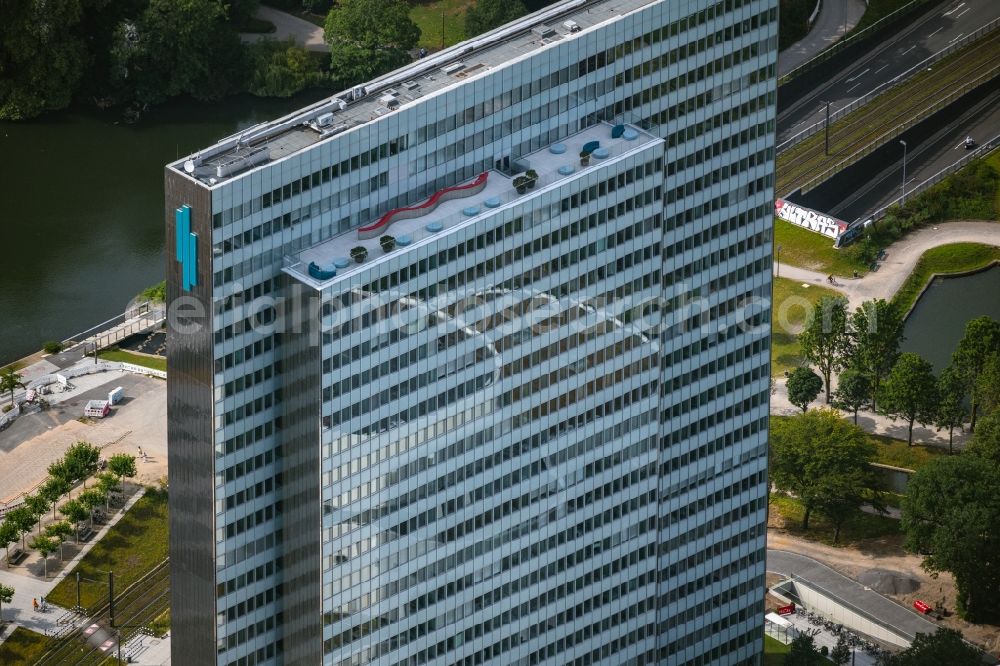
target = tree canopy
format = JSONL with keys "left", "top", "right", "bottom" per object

{"left": 770, "top": 409, "right": 877, "bottom": 534}
{"left": 878, "top": 352, "right": 937, "bottom": 446}
{"left": 324, "top": 0, "right": 420, "bottom": 88}
{"left": 785, "top": 633, "right": 824, "bottom": 666}
{"left": 787, "top": 366, "right": 823, "bottom": 412}
{"left": 848, "top": 299, "right": 904, "bottom": 411}
{"left": 901, "top": 454, "right": 1000, "bottom": 622}
{"left": 883, "top": 628, "right": 982, "bottom": 666}
{"left": 935, "top": 365, "right": 968, "bottom": 454}
{"left": 833, "top": 369, "right": 870, "bottom": 424}
{"left": 951, "top": 316, "right": 1000, "bottom": 432}
{"left": 465, "top": 0, "right": 529, "bottom": 38}
{"left": 799, "top": 296, "right": 850, "bottom": 403}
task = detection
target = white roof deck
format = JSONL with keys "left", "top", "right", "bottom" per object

{"left": 284, "top": 122, "right": 662, "bottom": 289}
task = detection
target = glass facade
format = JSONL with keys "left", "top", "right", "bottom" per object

{"left": 165, "top": 0, "right": 777, "bottom": 664}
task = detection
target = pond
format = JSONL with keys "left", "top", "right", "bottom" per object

{"left": 0, "top": 91, "right": 328, "bottom": 366}
{"left": 901, "top": 264, "right": 1000, "bottom": 371}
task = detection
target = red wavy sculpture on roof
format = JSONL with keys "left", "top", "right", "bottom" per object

{"left": 358, "top": 172, "right": 489, "bottom": 239}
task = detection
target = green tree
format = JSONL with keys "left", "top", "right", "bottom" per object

{"left": 965, "top": 411, "right": 1000, "bottom": 467}
{"left": 324, "top": 0, "right": 420, "bottom": 87}
{"left": 113, "top": 0, "right": 245, "bottom": 105}
{"left": 975, "top": 351, "right": 1000, "bottom": 417}
{"left": 884, "top": 628, "right": 982, "bottom": 665}
{"left": 798, "top": 296, "right": 850, "bottom": 403}
{"left": 951, "top": 316, "right": 1000, "bottom": 432}
{"left": 829, "top": 634, "right": 851, "bottom": 665}
{"left": 30, "top": 535, "right": 57, "bottom": 578}
{"left": 848, "top": 299, "right": 904, "bottom": 412}
{"left": 465, "top": 0, "right": 528, "bottom": 38}
{"left": 47, "top": 457, "right": 73, "bottom": 484}
{"left": 786, "top": 366, "right": 823, "bottom": 412}
{"left": 0, "top": 368, "right": 25, "bottom": 405}
{"left": 96, "top": 472, "right": 120, "bottom": 511}
{"left": 5, "top": 507, "right": 36, "bottom": 552}
{"left": 814, "top": 470, "right": 882, "bottom": 544}
{"left": 0, "top": 521, "right": 18, "bottom": 568}
{"left": 0, "top": 583, "right": 13, "bottom": 621}
{"left": 770, "top": 409, "right": 877, "bottom": 531}
{"left": 901, "top": 455, "right": 1000, "bottom": 622}
{"left": 833, "top": 369, "right": 871, "bottom": 424}
{"left": 65, "top": 441, "right": 100, "bottom": 487}
{"left": 79, "top": 489, "right": 107, "bottom": 527}
{"left": 878, "top": 353, "right": 938, "bottom": 446}
{"left": 40, "top": 477, "right": 72, "bottom": 520}
{"left": 23, "top": 494, "right": 50, "bottom": 534}
{"left": 44, "top": 521, "right": 74, "bottom": 561}
{"left": 60, "top": 499, "right": 90, "bottom": 542}
{"left": 785, "top": 633, "right": 823, "bottom": 666}
{"left": 0, "top": 0, "right": 96, "bottom": 119}
{"left": 108, "top": 453, "right": 137, "bottom": 486}
{"left": 244, "top": 39, "right": 329, "bottom": 98}
{"left": 935, "top": 365, "right": 968, "bottom": 454}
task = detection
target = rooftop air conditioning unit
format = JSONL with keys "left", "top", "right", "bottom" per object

{"left": 384, "top": 88, "right": 399, "bottom": 97}
{"left": 350, "top": 86, "right": 367, "bottom": 101}
{"left": 563, "top": 20, "right": 581, "bottom": 33}
{"left": 316, "top": 112, "right": 334, "bottom": 128}
{"left": 378, "top": 95, "right": 400, "bottom": 110}
{"left": 334, "top": 98, "right": 348, "bottom": 111}
{"left": 403, "top": 80, "right": 420, "bottom": 91}
{"left": 441, "top": 62, "right": 465, "bottom": 75}
{"left": 532, "top": 24, "right": 556, "bottom": 38}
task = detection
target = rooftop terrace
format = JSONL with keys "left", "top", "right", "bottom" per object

{"left": 283, "top": 122, "right": 662, "bottom": 290}
{"left": 167, "top": 0, "right": 660, "bottom": 186}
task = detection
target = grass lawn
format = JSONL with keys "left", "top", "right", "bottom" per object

{"left": 870, "top": 432, "right": 947, "bottom": 471}
{"left": 892, "top": 243, "right": 1000, "bottom": 314}
{"left": 769, "top": 493, "right": 901, "bottom": 546}
{"left": 97, "top": 348, "right": 166, "bottom": 373}
{"left": 0, "top": 627, "right": 53, "bottom": 665}
{"left": 771, "top": 277, "right": 843, "bottom": 376}
{"left": 46, "top": 489, "right": 168, "bottom": 609}
{"left": 410, "top": 0, "right": 470, "bottom": 50}
{"left": 775, "top": 219, "right": 868, "bottom": 277}
{"left": 764, "top": 634, "right": 791, "bottom": 665}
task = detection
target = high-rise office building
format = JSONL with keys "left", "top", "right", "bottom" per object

{"left": 165, "top": 0, "right": 776, "bottom": 664}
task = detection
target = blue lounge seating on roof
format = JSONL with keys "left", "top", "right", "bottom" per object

{"left": 611, "top": 125, "right": 625, "bottom": 138}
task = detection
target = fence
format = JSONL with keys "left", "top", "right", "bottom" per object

{"left": 855, "top": 132, "right": 1000, "bottom": 225}
{"left": 778, "top": 0, "right": 937, "bottom": 86}
{"left": 793, "top": 62, "right": 1000, "bottom": 195}
{"left": 777, "top": 17, "right": 1000, "bottom": 154}
{"left": 62, "top": 300, "right": 165, "bottom": 352}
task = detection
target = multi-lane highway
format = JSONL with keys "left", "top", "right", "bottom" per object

{"left": 828, "top": 85, "right": 1000, "bottom": 222}
{"left": 778, "top": 0, "right": 1000, "bottom": 143}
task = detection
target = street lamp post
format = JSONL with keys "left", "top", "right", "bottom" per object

{"left": 776, "top": 244, "right": 783, "bottom": 278}
{"left": 899, "top": 139, "right": 908, "bottom": 205}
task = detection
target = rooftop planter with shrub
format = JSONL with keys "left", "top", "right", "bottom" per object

{"left": 350, "top": 246, "right": 368, "bottom": 263}
{"left": 525, "top": 169, "right": 538, "bottom": 189}
{"left": 380, "top": 235, "right": 396, "bottom": 253}
{"left": 579, "top": 151, "right": 590, "bottom": 166}
{"left": 514, "top": 176, "right": 528, "bottom": 194}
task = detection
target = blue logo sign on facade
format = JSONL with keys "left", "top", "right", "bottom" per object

{"left": 175, "top": 205, "right": 198, "bottom": 291}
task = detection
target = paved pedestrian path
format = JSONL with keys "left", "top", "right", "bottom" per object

{"left": 775, "top": 220, "right": 1000, "bottom": 311}
{"left": 241, "top": 5, "right": 327, "bottom": 51}
{"left": 779, "top": 0, "right": 868, "bottom": 75}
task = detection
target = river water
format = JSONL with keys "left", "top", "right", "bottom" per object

{"left": 901, "top": 265, "right": 1000, "bottom": 371}
{"left": 0, "top": 92, "right": 328, "bottom": 366}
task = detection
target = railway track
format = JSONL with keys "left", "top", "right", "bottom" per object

{"left": 776, "top": 29, "right": 1000, "bottom": 196}
{"left": 36, "top": 559, "right": 170, "bottom": 665}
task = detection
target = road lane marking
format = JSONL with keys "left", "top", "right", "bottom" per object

{"left": 846, "top": 82, "right": 863, "bottom": 93}
{"left": 955, "top": 7, "right": 970, "bottom": 18}
{"left": 846, "top": 68, "right": 870, "bottom": 82}
{"left": 929, "top": 27, "right": 943, "bottom": 37}
{"left": 949, "top": 32, "right": 965, "bottom": 43}
{"left": 874, "top": 64, "right": 888, "bottom": 74}
{"left": 901, "top": 45, "right": 916, "bottom": 56}
{"left": 944, "top": 2, "right": 965, "bottom": 16}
